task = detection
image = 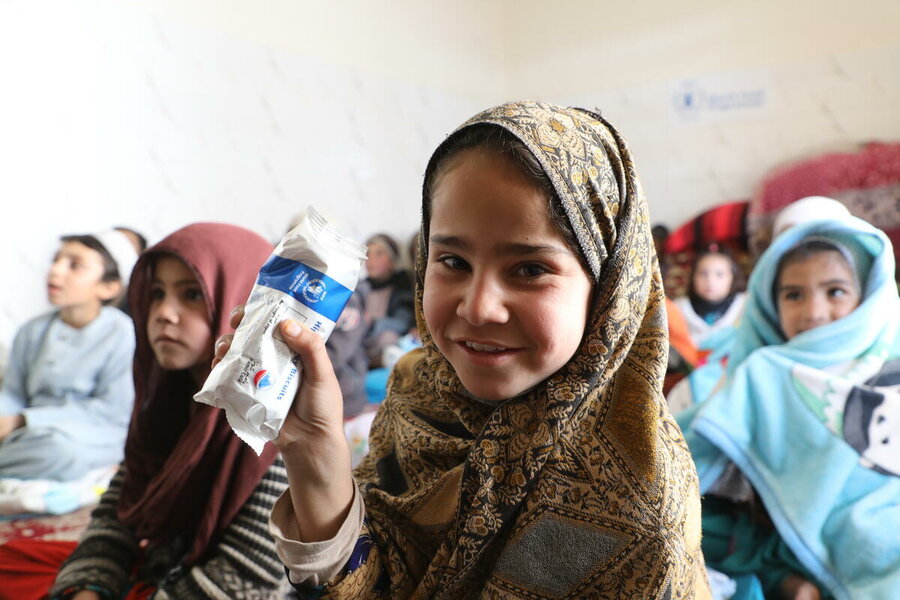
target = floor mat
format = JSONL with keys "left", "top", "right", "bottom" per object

{"left": 0, "top": 505, "right": 93, "bottom": 545}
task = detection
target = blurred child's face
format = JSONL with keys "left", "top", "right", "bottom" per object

{"left": 147, "top": 256, "right": 213, "bottom": 371}
{"left": 692, "top": 254, "right": 734, "bottom": 303}
{"left": 776, "top": 251, "right": 861, "bottom": 340}
{"left": 366, "top": 242, "right": 395, "bottom": 280}
{"left": 47, "top": 241, "right": 119, "bottom": 309}
{"left": 423, "top": 148, "right": 593, "bottom": 403}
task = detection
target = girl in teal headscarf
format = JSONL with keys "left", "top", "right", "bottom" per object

{"left": 679, "top": 216, "right": 900, "bottom": 600}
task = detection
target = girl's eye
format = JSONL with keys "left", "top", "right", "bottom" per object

{"left": 828, "top": 287, "right": 848, "bottom": 298}
{"left": 781, "top": 291, "right": 801, "bottom": 302}
{"left": 437, "top": 255, "right": 469, "bottom": 271}
{"left": 184, "top": 288, "right": 204, "bottom": 302}
{"left": 517, "top": 263, "right": 549, "bottom": 278}
{"left": 149, "top": 288, "right": 164, "bottom": 301}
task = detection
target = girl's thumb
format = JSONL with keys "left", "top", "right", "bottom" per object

{"left": 280, "top": 319, "right": 334, "bottom": 382}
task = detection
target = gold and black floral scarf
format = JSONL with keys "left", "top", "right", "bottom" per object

{"left": 344, "top": 102, "right": 709, "bottom": 599}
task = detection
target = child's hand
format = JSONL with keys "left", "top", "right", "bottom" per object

{"left": 272, "top": 318, "right": 353, "bottom": 543}
{"left": 0, "top": 415, "right": 24, "bottom": 441}
{"left": 273, "top": 319, "right": 347, "bottom": 462}
{"left": 780, "top": 574, "right": 821, "bottom": 600}
{"left": 211, "top": 304, "right": 348, "bottom": 477}
{"left": 212, "top": 303, "right": 353, "bottom": 542}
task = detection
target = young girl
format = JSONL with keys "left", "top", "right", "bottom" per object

{"left": 37, "top": 223, "right": 288, "bottom": 600}
{"left": 223, "top": 102, "right": 708, "bottom": 598}
{"left": 679, "top": 217, "right": 900, "bottom": 599}
{"left": 0, "top": 230, "right": 138, "bottom": 481}
{"left": 675, "top": 247, "right": 746, "bottom": 348}
{"left": 362, "top": 233, "right": 415, "bottom": 368}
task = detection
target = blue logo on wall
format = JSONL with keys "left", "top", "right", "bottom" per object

{"left": 672, "top": 81, "right": 705, "bottom": 120}
{"left": 672, "top": 78, "right": 766, "bottom": 122}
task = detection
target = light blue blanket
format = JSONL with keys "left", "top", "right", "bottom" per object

{"left": 681, "top": 217, "right": 900, "bottom": 600}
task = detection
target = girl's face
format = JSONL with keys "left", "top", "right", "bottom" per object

{"left": 365, "top": 241, "right": 395, "bottom": 280}
{"left": 147, "top": 256, "right": 213, "bottom": 372}
{"left": 46, "top": 241, "right": 120, "bottom": 308}
{"left": 692, "top": 253, "right": 734, "bottom": 303}
{"left": 423, "top": 148, "right": 593, "bottom": 403}
{"left": 776, "top": 250, "right": 861, "bottom": 340}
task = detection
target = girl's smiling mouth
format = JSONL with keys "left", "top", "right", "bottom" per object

{"left": 455, "top": 339, "right": 522, "bottom": 365}
{"left": 464, "top": 341, "right": 508, "bottom": 352}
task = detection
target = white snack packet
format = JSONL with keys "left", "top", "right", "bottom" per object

{"left": 194, "top": 206, "right": 366, "bottom": 454}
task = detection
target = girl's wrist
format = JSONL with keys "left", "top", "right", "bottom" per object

{"left": 290, "top": 471, "right": 356, "bottom": 543}
{"left": 280, "top": 431, "right": 351, "bottom": 485}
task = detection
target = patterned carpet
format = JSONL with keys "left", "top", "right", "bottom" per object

{"left": 0, "top": 506, "right": 92, "bottom": 545}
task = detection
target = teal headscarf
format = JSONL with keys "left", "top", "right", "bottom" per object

{"left": 726, "top": 216, "right": 896, "bottom": 373}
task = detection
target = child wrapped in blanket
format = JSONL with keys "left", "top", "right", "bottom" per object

{"left": 679, "top": 216, "right": 900, "bottom": 599}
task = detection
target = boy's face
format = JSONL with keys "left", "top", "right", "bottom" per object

{"left": 692, "top": 253, "right": 734, "bottom": 303}
{"left": 776, "top": 250, "right": 861, "bottom": 340}
{"left": 47, "top": 241, "right": 119, "bottom": 309}
{"left": 147, "top": 256, "right": 213, "bottom": 372}
{"left": 423, "top": 148, "right": 593, "bottom": 403}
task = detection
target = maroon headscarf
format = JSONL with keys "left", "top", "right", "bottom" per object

{"left": 118, "top": 222, "right": 279, "bottom": 564}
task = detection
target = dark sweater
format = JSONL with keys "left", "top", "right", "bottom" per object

{"left": 51, "top": 459, "right": 289, "bottom": 599}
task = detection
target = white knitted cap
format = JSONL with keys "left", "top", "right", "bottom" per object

{"left": 93, "top": 229, "right": 139, "bottom": 283}
{"left": 773, "top": 196, "right": 852, "bottom": 238}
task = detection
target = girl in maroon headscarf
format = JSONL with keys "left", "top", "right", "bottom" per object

{"left": 0, "top": 223, "right": 287, "bottom": 600}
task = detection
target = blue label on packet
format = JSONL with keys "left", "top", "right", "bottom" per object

{"left": 256, "top": 255, "right": 353, "bottom": 322}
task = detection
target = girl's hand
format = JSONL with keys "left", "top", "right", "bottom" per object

{"left": 212, "top": 304, "right": 349, "bottom": 479}
{"left": 214, "top": 304, "right": 354, "bottom": 541}
{"left": 277, "top": 316, "right": 354, "bottom": 541}
{"left": 274, "top": 319, "right": 347, "bottom": 457}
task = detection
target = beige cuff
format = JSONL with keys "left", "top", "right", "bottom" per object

{"left": 268, "top": 480, "right": 365, "bottom": 587}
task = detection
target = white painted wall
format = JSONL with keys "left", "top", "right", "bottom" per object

{"left": 500, "top": 0, "right": 900, "bottom": 227}
{"left": 0, "top": 0, "right": 496, "bottom": 347}
{"left": 1, "top": 0, "right": 899, "bottom": 353}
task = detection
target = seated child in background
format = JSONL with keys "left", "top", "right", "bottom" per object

{"left": 652, "top": 223, "right": 702, "bottom": 395}
{"left": 652, "top": 223, "right": 673, "bottom": 281}
{"left": 328, "top": 286, "right": 371, "bottom": 420}
{"left": 113, "top": 226, "right": 148, "bottom": 255}
{"left": 664, "top": 297, "right": 702, "bottom": 396}
{"left": 0, "top": 230, "right": 138, "bottom": 482}
{"left": 678, "top": 216, "right": 900, "bottom": 599}
{"left": 363, "top": 231, "right": 424, "bottom": 405}
{"left": 675, "top": 245, "right": 746, "bottom": 349}
{"left": 362, "top": 233, "right": 415, "bottom": 368}
{"left": 0, "top": 224, "right": 291, "bottom": 600}
{"left": 112, "top": 226, "right": 147, "bottom": 317}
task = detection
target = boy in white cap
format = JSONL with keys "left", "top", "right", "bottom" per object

{"left": 0, "top": 229, "right": 138, "bottom": 481}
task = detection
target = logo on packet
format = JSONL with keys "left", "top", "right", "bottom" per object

{"left": 302, "top": 279, "right": 327, "bottom": 303}
{"left": 253, "top": 370, "right": 275, "bottom": 390}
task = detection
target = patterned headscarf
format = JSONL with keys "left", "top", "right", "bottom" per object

{"left": 351, "top": 102, "right": 708, "bottom": 598}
